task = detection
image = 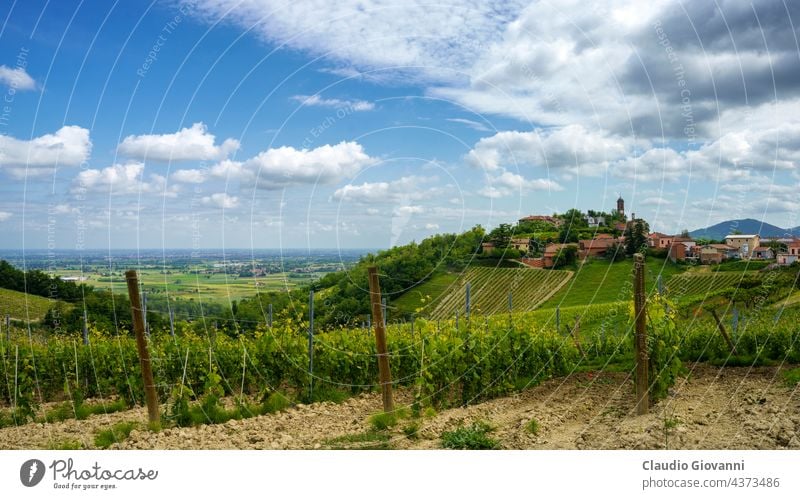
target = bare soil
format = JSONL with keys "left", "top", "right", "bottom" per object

{"left": 1, "top": 363, "right": 799, "bottom": 450}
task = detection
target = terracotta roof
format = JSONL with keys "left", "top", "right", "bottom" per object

{"left": 725, "top": 234, "right": 759, "bottom": 239}
{"left": 707, "top": 244, "right": 735, "bottom": 250}
{"left": 753, "top": 246, "right": 772, "bottom": 251}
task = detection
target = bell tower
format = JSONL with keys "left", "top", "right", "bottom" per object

{"left": 617, "top": 196, "right": 625, "bottom": 217}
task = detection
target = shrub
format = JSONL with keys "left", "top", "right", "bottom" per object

{"left": 441, "top": 422, "right": 500, "bottom": 450}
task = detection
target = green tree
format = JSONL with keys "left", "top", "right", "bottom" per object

{"left": 552, "top": 244, "right": 578, "bottom": 268}
{"left": 625, "top": 219, "right": 650, "bottom": 256}
{"left": 489, "top": 223, "right": 513, "bottom": 248}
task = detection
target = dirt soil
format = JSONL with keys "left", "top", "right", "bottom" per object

{"left": 1, "top": 363, "right": 799, "bottom": 450}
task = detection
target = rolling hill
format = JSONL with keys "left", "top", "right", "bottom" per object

{"left": 0, "top": 287, "right": 62, "bottom": 321}
{"left": 689, "top": 218, "right": 796, "bottom": 240}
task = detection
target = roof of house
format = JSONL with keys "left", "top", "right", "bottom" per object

{"left": 706, "top": 244, "right": 736, "bottom": 250}
{"left": 754, "top": 246, "right": 773, "bottom": 251}
{"left": 595, "top": 233, "right": 614, "bottom": 239}
{"left": 579, "top": 238, "right": 618, "bottom": 249}
{"left": 725, "top": 234, "right": 759, "bottom": 239}
{"left": 672, "top": 237, "right": 695, "bottom": 242}
{"left": 649, "top": 232, "right": 668, "bottom": 238}
{"left": 543, "top": 243, "right": 568, "bottom": 255}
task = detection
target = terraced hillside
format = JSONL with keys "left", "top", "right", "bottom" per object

{"left": 427, "top": 267, "right": 572, "bottom": 319}
{"left": 665, "top": 272, "right": 756, "bottom": 301}
{"left": 0, "top": 287, "right": 61, "bottom": 320}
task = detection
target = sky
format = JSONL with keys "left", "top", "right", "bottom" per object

{"left": 0, "top": 0, "right": 799, "bottom": 250}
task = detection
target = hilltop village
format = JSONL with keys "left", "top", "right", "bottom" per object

{"left": 480, "top": 197, "right": 800, "bottom": 269}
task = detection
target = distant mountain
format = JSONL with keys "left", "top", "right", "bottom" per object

{"left": 689, "top": 218, "right": 797, "bottom": 241}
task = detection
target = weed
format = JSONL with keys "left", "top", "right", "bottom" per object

{"left": 261, "top": 392, "right": 292, "bottom": 413}
{"left": 441, "top": 421, "right": 500, "bottom": 450}
{"left": 325, "top": 430, "right": 392, "bottom": 450}
{"left": 47, "top": 439, "right": 83, "bottom": 450}
{"left": 94, "top": 422, "right": 137, "bottom": 449}
{"left": 369, "top": 408, "right": 409, "bottom": 431}
{"left": 403, "top": 421, "right": 420, "bottom": 439}
{"left": 782, "top": 367, "right": 800, "bottom": 387}
{"left": 525, "top": 418, "right": 540, "bottom": 435}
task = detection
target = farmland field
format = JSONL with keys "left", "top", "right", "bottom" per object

{"left": 0, "top": 288, "right": 66, "bottom": 321}
{"left": 665, "top": 272, "right": 757, "bottom": 302}
{"left": 425, "top": 267, "right": 572, "bottom": 319}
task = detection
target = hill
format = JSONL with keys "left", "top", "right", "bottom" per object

{"left": 411, "top": 267, "right": 572, "bottom": 319}
{"left": 689, "top": 218, "right": 792, "bottom": 240}
{"left": 0, "top": 287, "right": 65, "bottom": 321}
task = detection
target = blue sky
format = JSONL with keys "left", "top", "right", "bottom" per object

{"left": 1, "top": 0, "right": 799, "bottom": 249}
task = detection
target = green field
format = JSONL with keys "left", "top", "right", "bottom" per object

{"left": 665, "top": 272, "right": 757, "bottom": 302}
{"left": 538, "top": 257, "right": 685, "bottom": 309}
{"left": 0, "top": 288, "right": 65, "bottom": 320}
{"left": 422, "top": 267, "right": 572, "bottom": 319}
{"left": 54, "top": 269, "right": 319, "bottom": 303}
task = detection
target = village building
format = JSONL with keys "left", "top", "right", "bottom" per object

{"left": 510, "top": 237, "right": 530, "bottom": 254}
{"left": 585, "top": 215, "right": 606, "bottom": 228}
{"left": 698, "top": 243, "right": 737, "bottom": 264}
{"left": 752, "top": 246, "right": 774, "bottom": 260}
{"left": 724, "top": 234, "right": 761, "bottom": 258}
{"left": 777, "top": 240, "right": 800, "bottom": 266}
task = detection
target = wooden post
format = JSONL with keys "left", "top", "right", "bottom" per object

{"left": 142, "top": 291, "right": 149, "bottom": 337}
{"left": 82, "top": 308, "right": 89, "bottom": 345}
{"left": 125, "top": 270, "right": 160, "bottom": 425}
{"left": 381, "top": 297, "right": 387, "bottom": 327}
{"left": 570, "top": 316, "right": 585, "bottom": 357}
{"left": 308, "top": 289, "right": 314, "bottom": 400}
{"left": 168, "top": 308, "right": 175, "bottom": 337}
{"left": 710, "top": 309, "right": 737, "bottom": 354}
{"left": 368, "top": 266, "right": 394, "bottom": 412}
{"left": 633, "top": 253, "right": 649, "bottom": 415}
{"left": 555, "top": 306, "right": 560, "bottom": 333}
{"left": 732, "top": 308, "right": 739, "bottom": 342}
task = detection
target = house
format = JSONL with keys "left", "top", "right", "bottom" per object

{"left": 614, "top": 222, "right": 627, "bottom": 232}
{"left": 542, "top": 243, "right": 568, "bottom": 268}
{"left": 518, "top": 215, "right": 562, "bottom": 227}
{"left": 585, "top": 215, "right": 606, "bottom": 228}
{"left": 510, "top": 237, "right": 530, "bottom": 254}
{"left": 724, "top": 234, "right": 761, "bottom": 258}
{"left": 481, "top": 242, "right": 495, "bottom": 253}
{"left": 648, "top": 232, "right": 668, "bottom": 247}
{"left": 777, "top": 241, "right": 800, "bottom": 266}
{"left": 578, "top": 235, "right": 620, "bottom": 258}
{"left": 698, "top": 244, "right": 737, "bottom": 264}
{"left": 752, "top": 246, "right": 774, "bottom": 260}
{"left": 667, "top": 238, "right": 696, "bottom": 262}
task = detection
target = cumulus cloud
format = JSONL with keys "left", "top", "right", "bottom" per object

{"left": 467, "top": 125, "right": 640, "bottom": 174}
{"left": 118, "top": 122, "right": 239, "bottom": 161}
{"left": 0, "top": 126, "right": 92, "bottom": 177}
{"left": 214, "top": 141, "right": 376, "bottom": 189}
{"left": 71, "top": 162, "right": 178, "bottom": 197}
{"left": 172, "top": 169, "right": 207, "bottom": 184}
{"left": 291, "top": 94, "right": 374, "bottom": 111}
{"left": 0, "top": 211, "right": 12, "bottom": 222}
{"left": 201, "top": 192, "right": 240, "bottom": 209}
{"left": 332, "top": 176, "right": 436, "bottom": 203}
{"left": 0, "top": 65, "right": 36, "bottom": 90}
{"left": 478, "top": 171, "right": 563, "bottom": 199}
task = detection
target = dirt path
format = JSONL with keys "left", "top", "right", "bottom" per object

{"left": 1, "top": 364, "right": 798, "bottom": 450}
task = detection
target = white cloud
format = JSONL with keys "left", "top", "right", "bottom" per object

{"left": 0, "top": 65, "right": 36, "bottom": 90}
{"left": 467, "top": 125, "right": 640, "bottom": 174}
{"left": 172, "top": 169, "right": 207, "bottom": 184}
{"left": 332, "top": 176, "right": 437, "bottom": 203}
{"left": 425, "top": 223, "right": 439, "bottom": 230}
{"left": 71, "top": 162, "right": 178, "bottom": 197}
{"left": 201, "top": 192, "right": 240, "bottom": 209}
{"left": 291, "top": 94, "right": 374, "bottom": 111}
{"left": 0, "top": 211, "right": 12, "bottom": 222}
{"left": 446, "top": 118, "right": 490, "bottom": 132}
{"left": 0, "top": 126, "right": 91, "bottom": 177}
{"left": 219, "top": 141, "right": 376, "bottom": 189}
{"left": 118, "top": 122, "right": 239, "bottom": 161}
{"left": 478, "top": 171, "right": 562, "bottom": 199}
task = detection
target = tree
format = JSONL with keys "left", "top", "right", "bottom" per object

{"left": 550, "top": 244, "right": 577, "bottom": 268}
{"left": 680, "top": 229, "right": 690, "bottom": 238}
{"left": 489, "top": 223, "right": 513, "bottom": 248}
{"left": 605, "top": 242, "right": 626, "bottom": 262}
{"left": 625, "top": 219, "right": 650, "bottom": 256}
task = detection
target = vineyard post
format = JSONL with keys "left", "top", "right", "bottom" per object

{"left": 710, "top": 309, "right": 736, "bottom": 354}
{"left": 142, "top": 291, "right": 149, "bottom": 337}
{"left": 455, "top": 309, "right": 459, "bottom": 330}
{"left": 367, "top": 314, "right": 371, "bottom": 329}
{"left": 124, "top": 270, "right": 160, "bottom": 425}
{"left": 410, "top": 314, "right": 415, "bottom": 340}
{"left": 633, "top": 253, "right": 649, "bottom": 415}
{"left": 82, "top": 308, "right": 89, "bottom": 345}
{"left": 382, "top": 298, "right": 387, "bottom": 327}
{"left": 169, "top": 308, "right": 175, "bottom": 337}
{"left": 732, "top": 308, "right": 739, "bottom": 342}
{"left": 268, "top": 303, "right": 273, "bottom": 328}
{"left": 308, "top": 289, "right": 314, "bottom": 401}
{"left": 657, "top": 274, "right": 664, "bottom": 295}
{"left": 5, "top": 315, "right": 9, "bottom": 342}
{"left": 507, "top": 292, "right": 513, "bottom": 330}
{"left": 368, "top": 266, "right": 394, "bottom": 413}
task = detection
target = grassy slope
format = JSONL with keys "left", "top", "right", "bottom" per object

{"left": 393, "top": 273, "right": 461, "bottom": 316}
{"left": 538, "top": 257, "right": 685, "bottom": 309}
{"left": 0, "top": 287, "right": 63, "bottom": 320}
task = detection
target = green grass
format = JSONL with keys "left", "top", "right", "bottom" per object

{"left": 0, "top": 287, "right": 67, "bottom": 321}
{"left": 525, "top": 418, "right": 540, "bottom": 435}
{"left": 94, "top": 421, "right": 137, "bottom": 449}
{"left": 392, "top": 272, "right": 461, "bottom": 316}
{"left": 540, "top": 256, "right": 684, "bottom": 309}
{"left": 324, "top": 430, "right": 393, "bottom": 450}
{"left": 441, "top": 421, "right": 500, "bottom": 449}
{"left": 42, "top": 399, "right": 128, "bottom": 423}
{"left": 666, "top": 272, "right": 758, "bottom": 303}
{"left": 782, "top": 367, "right": 800, "bottom": 387}
{"left": 46, "top": 438, "right": 83, "bottom": 450}
{"left": 369, "top": 408, "right": 410, "bottom": 431}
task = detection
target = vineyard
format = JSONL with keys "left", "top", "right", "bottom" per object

{"left": 0, "top": 288, "right": 61, "bottom": 321}
{"left": 427, "top": 267, "right": 572, "bottom": 319}
{"left": 665, "top": 272, "right": 756, "bottom": 301}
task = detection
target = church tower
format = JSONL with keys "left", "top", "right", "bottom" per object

{"left": 617, "top": 196, "right": 625, "bottom": 217}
